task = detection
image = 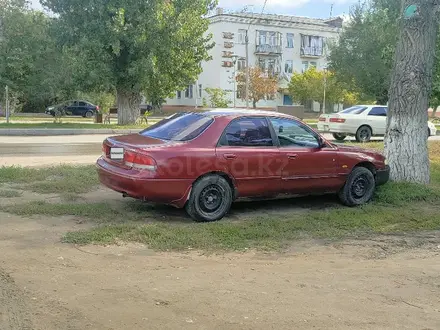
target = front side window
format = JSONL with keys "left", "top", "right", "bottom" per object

{"left": 368, "top": 107, "right": 387, "bottom": 116}
{"left": 286, "top": 33, "right": 294, "bottom": 48}
{"left": 78, "top": 101, "right": 87, "bottom": 106}
{"left": 220, "top": 117, "right": 273, "bottom": 147}
{"left": 140, "top": 113, "right": 212, "bottom": 141}
{"left": 269, "top": 118, "right": 319, "bottom": 148}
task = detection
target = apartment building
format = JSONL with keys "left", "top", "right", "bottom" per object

{"left": 165, "top": 9, "right": 342, "bottom": 109}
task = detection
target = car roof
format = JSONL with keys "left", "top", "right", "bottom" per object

{"left": 202, "top": 108, "right": 294, "bottom": 119}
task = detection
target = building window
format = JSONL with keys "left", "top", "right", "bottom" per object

{"left": 300, "top": 35, "right": 324, "bottom": 56}
{"left": 237, "top": 58, "right": 246, "bottom": 71}
{"left": 285, "top": 60, "right": 293, "bottom": 74}
{"left": 258, "top": 58, "right": 266, "bottom": 71}
{"left": 177, "top": 91, "right": 182, "bottom": 99}
{"left": 286, "top": 33, "right": 294, "bottom": 48}
{"left": 302, "top": 61, "right": 317, "bottom": 72}
{"left": 238, "top": 29, "right": 246, "bottom": 44}
{"left": 258, "top": 31, "right": 280, "bottom": 46}
{"left": 267, "top": 59, "right": 276, "bottom": 75}
{"left": 302, "top": 61, "right": 309, "bottom": 72}
{"left": 198, "top": 84, "right": 202, "bottom": 98}
{"left": 185, "top": 85, "right": 193, "bottom": 99}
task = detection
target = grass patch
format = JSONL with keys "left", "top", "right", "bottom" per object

{"left": 0, "top": 122, "right": 146, "bottom": 129}
{"left": 0, "top": 165, "right": 99, "bottom": 194}
{"left": 61, "top": 201, "right": 439, "bottom": 251}
{"left": 0, "top": 189, "right": 23, "bottom": 198}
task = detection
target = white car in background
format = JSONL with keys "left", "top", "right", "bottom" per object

{"left": 317, "top": 105, "right": 437, "bottom": 142}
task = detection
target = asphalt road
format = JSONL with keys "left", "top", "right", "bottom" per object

{"left": 1, "top": 134, "right": 439, "bottom": 167}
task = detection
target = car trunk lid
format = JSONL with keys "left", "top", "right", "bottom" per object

{"left": 102, "top": 134, "right": 179, "bottom": 169}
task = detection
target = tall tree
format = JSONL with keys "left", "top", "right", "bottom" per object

{"left": 236, "top": 67, "right": 278, "bottom": 108}
{"left": 385, "top": 0, "right": 440, "bottom": 184}
{"left": 43, "top": 0, "right": 215, "bottom": 124}
{"left": 0, "top": 1, "right": 74, "bottom": 112}
{"left": 288, "top": 67, "right": 358, "bottom": 112}
{"left": 328, "top": 0, "right": 400, "bottom": 103}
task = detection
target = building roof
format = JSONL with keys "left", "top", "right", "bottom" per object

{"left": 209, "top": 11, "right": 343, "bottom": 30}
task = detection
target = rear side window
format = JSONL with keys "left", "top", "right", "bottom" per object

{"left": 219, "top": 117, "right": 273, "bottom": 147}
{"left": 340, "top": 106, "right": 367, "bottom": 114}
{"left": 368, "top": 107, "right": 387, "bottom": 116}
{"left": 140, "top": 112, "right": 213, "bottom": 141}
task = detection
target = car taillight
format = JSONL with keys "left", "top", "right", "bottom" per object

{"left": 319, "top": 116, "right": 326, "bottom": 122}
{"left": 330, "top": 118, "right": 346, "bottom": 123}
{"left": 124, "top": 150, "right": 157, "bottom": 170}
{"left": 102, "top": 143, "right": 110, "bottom": 157}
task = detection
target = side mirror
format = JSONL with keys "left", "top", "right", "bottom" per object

{"left": 279, "top": 126, "right": 284, "bottom": 133}
{"left": 318, "top": 136, "right": 326, "bottom": 148}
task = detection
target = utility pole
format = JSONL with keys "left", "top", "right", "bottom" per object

{"left": 5, "top": 85, "right": 9, "bottom": 124}
{"left": 245, "top": 30, "right": 250, "bottom": 109}
{"left": 322, "top": 68, "right": 327, "bottom": 114}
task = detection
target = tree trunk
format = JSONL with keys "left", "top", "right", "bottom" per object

{"left": 116, "top": 89, "right": 141, "bottom": 125}
{"left": 252, "top": 100, "right": 257, "bottom": 109}
{"left": 384, "top": 0, "right": 439, "bottom": 184}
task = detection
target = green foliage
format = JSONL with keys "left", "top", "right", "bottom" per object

{"left": 0, "top": 1, "right": 76, "bottom": 112}
{"left": 288, "top": 67, "right": 357, "bottom": 111}
{"left": 328, "top": 0, "right": 400, "bottom": 104}
{"left": 205, "top": 88, "right": 229, "bottom": 108}
{"left": 43, "top": 0, "right": 216, "bottom": 123}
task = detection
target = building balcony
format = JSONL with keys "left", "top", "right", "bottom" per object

{"left": 255, "top": 44, "right": 282, "bottom": 55}
{"left": 300, "top": 47, "right": 324, "bottom": 58}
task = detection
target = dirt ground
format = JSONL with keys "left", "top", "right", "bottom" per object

{"left": 1, "top": 190, "right": 440, "bottom": 330}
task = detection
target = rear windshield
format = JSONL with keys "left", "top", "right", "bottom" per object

{"left": 340, "top": 106, "right": 368, "bottom": 114}
{"left": 140, "top": 112, "right": 213, "bottom": 141}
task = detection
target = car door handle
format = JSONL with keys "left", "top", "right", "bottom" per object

{"left": 223, "top": 153, "right": 237, "bottom": 160}
{"left": 287, "top": 154, "right": 298, "bottom": 159}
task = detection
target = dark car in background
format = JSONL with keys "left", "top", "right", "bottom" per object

{"left": 45, "top": 100, "right": 100, "bottom": 118}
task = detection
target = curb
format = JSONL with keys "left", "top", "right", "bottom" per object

{"left": 0, "top": 129, "right": 142, "bottom": 136}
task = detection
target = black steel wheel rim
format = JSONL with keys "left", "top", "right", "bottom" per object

{"left": 199, "top": 185, "right": 223, "bottom": 213}
{"left": 351, "top": 175, "right": 370, "bottom": 198}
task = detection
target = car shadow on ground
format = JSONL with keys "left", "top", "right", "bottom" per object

{"left": 123, "top": 193, "right": 341, "bottom": 224}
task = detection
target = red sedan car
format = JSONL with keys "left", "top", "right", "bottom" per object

{"left": 97, "top": 110, "right": 389, "bottom": 222}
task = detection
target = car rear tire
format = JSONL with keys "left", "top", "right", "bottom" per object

{"left": 355, "top": 126, "right": 372, "bottom": 143}
{"left": 185, "top": 175, "right": 233, "bottom": 222}
{"left": 338, "top": 167, "right": 375, "bottom": 207}
{"left": 332, "top": 133, "right": 347, "bottom": 141}
{"left": 85, "top": 111, "right": 94, "bottom": 118}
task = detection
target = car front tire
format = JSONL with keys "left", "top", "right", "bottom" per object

{"left": 339, "top": 167, "right": 375, "bottom": 207}
{"left": 355, "top": 126, "right": 372, "bottom": 143}
{"left": 332, "top": 133, "right": 347, "bottom": 141}
{"left": 185, "top": 175, "right": 233, "bottom": 222}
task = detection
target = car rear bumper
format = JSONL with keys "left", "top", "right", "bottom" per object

{"left": 317, "top": 123, "right": 356, "bottom": 134}
{"left": 96, "top": 157, "right": 193, "bottom": 208}
{"left": 376, "top": 165, "right": 390, "bottom": 186}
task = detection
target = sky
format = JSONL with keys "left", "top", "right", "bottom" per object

{"left": 30, "top": 0, "right": 356, "bottom": 19}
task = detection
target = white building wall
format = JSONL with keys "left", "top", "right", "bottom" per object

{"left": 165, "top": 13, "right": 341, "bottom": 110}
